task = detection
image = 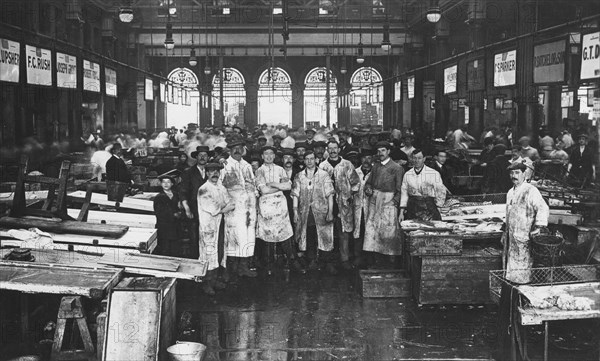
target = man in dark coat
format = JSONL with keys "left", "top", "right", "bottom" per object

{"left": 153, "top": 175, "right": 182, "bottom": 257}
{"left": 105, "top": 143, "right": 132, "bottom": 184}
{"left": 567, "top": 133, "right": 596, "bottom": 187}
{"left": 429, "top": 149, "right": 454, "bottom": 194}
{"left": 179, "top": 146, "right": 211, "bottom": 258}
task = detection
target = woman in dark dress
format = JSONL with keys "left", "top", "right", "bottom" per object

{"left": 153, "top": 175, "right": 182, "bottom": 256}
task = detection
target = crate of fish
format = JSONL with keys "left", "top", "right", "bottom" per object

{"left": 488, "top": 264, "right": 600, "bottom": 304}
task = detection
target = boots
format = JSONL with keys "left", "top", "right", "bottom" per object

{"left": 201, "top": 270, "right": 216, "bottom": 296}
{"left": 237, "top": 257, "right": 257, "bottom": 278}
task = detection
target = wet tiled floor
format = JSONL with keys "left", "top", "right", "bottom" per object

{"left": 176, "top": 270, "right": 599, "bottom": 361}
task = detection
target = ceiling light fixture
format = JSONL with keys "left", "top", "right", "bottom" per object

{"left": 164, "top": 23, "right": 174, "bottom": 50}
{"left": 381, "top": 24, "right": 391, "bottom": 51}
{"left": 204, "top": 56, "right": 211, "bottom": 75}
{"left": 189, "top": 49, "right": 197, "bottom": 66}
{"left": 341, "top": 56, "right": 347, "bottom": 74}
{"left": 118, "top": 6, "right": 133, "bottom": 23}
{"left": 356, "top": 40, "right": 364, "bottom": 64}
{"left": 427, "top": 1, "right": 442, "bottom": 23}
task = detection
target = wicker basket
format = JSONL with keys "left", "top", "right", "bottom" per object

{"left": 531, "top": 235, "right": 564, "bottom": 267}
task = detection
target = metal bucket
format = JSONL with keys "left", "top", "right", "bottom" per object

{"left": 106, "top": 180, "right": 128, "bottom": 202}
{"left": 167, "top": 341, "right": 207, "bottom": 361}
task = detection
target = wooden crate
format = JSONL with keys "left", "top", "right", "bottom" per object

{"left": 358, "top": 269, "right": 411, "bottom": 298}
{"left": 412, "top": 247, "right": 502, "bottom": 305}
{"left": 407, "top": 235, "right": 462, "bottom": 256}
{"left": 549, "top": 209, "right": 583, "bottom": 226}
{"left": 102, "top": 277, "right": 177, "bottom": 361}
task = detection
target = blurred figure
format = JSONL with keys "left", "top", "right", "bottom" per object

{"left": 105, "top": 143, "right": 132, "bottom": 185}
{"left": 518, "top": 136, "right": 540, "bottom": 162}
{"left": 153, "top": 175, "right": 182, "bottom": 257}
{"left": 430, "top": 149, "right": 454, "bottom": 194}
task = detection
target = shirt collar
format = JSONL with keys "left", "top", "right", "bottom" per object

{"left": 381, "top": 157, "right": 391, "bottom": 165}
{"left": 436, "top": 161, "right": 443, "bottom": 168}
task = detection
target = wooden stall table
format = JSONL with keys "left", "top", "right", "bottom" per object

{"left": 519, "top": 283, "right": 600, "bottom": 361}
{"left": 0, "top": 260, "right": 123, "bottom": 359}
{"left": 406, "top": 231, "right": 503, "bottom": 305}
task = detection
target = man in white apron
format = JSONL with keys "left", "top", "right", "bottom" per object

{"left": 197, "top": 162, "right": 235, "bottom": 295}
{"left": 320, "top": 140, "right": 361, "bottom": 271}
{"left": 363, "top": 141, "right": 405, "bottom": 266}
{"left": 504, "top": 161, "right": 549, "bottom": 283}
{"left": 353, "top": 148, "right": 374, "bottom": 268}
{"left": 256, "top": 146, "right": 303, "bottom": 275}
{"left": 220, "top": 139, "right": 258, "bottom": 278}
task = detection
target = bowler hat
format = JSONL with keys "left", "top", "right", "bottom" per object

{"left": 507, "top": 160, "right": 528, "bottom": 171}
{"left": 191, "top": 146, "right": 211, "bottom": 158}
{"left": 375, "top": 141, "right": 392, "bottom": 150}
{"left": 205, "top": 162, "right": 224, "bottom": 171}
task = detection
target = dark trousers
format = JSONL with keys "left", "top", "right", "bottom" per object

{"left": 306, "top": 225, "right": 334, "bottom": 264}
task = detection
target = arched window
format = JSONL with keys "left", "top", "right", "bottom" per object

{"left": 258, "top": 67, "right": 292, "bottom": 126}
{"left": 304, "top": 67, "right": 337, "bottom": 128}
{"left": 167, "top": 67, "right": 200, "bottom": 129}
{"left": 212, "top": 68, "right": 246, "bottom": 126}
{"left": 350, "top": 67, "right": 383, "bottom": 126}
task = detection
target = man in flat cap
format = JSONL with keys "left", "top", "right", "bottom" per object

{"left": 197, "top": 162, "right": 235, "bottom": 295}
{"left": 363, "top": 141, "right": 405, "bottom": 266}
{"left": 313, "top": 141, "right": 327, "bottom": 166}
{"left": 503, "top": 161, "right": 549, "bottom": 284}
{"left": 399, "top": 148, "right": 446, "bottom": 222}
{"left": 305, "top": 128, "right": 317, "bottom": 147}
{"left": 281, "top": 148, "right": 299, "bottom": 219}
{"left": 220, "top": 139, "right": 258, "bottom": 279}
{"left": 256, "top": 146, "right": 303, "bottom": 274}
{"left": 294, "top": 142, "right": 308, "bottom": 171}
{"left": 337, "top": 129, "right": 352, "bottom": 158}
{"left": 352, "top": 148, "right": 374, "bottom": 268}
{"left": 320, "top": 140, "right": 361, "bottom": 271}
{"left": 179, "top": 145, "right": 211, "bottom": 258}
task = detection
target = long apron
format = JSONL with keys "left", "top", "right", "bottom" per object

{"left": 363, "top": 190, "right": 402, "bottom": 255}
{"left": 198, "top": 212, "right": 224, "bottom": 271}
{"left": 257, "top": 192, "right": 293, "bottom": 243}
{"left": 406, "top": 196, "right": 441, "bottom": 221}
{"left": 224, "top": 188, "right": 256, "bottom": 258}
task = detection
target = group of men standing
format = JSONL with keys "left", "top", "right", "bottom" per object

{"left": 176, "top": 132, "right": 448, "bottom": 295}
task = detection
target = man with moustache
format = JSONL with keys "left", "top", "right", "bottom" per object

{"left": 197, "top": 162, "right": 236, "bottom": 295}
{"left": 503, "top": 161, "right": 549, "bottom": 284}
{"left": 313, "top": 141, "right": 327, "bottom": 165}
{"left": 281, "top": 148, "right": 299, "bottom": 217}
{"left": 256, "top": 146, "right": 303, "bottom": 274}
{"left": 363, "top": 141, "right": 405, "bottom": 264}
{"left": 292, "top": 151, "right": 335, "bottom": 272}
{"left": 220, "top": 139, "right": 258, "bottom": 279}
{"left": 353, "top": 148, "right": 374, "bottom": 268}
{"left": 567, "top": 133, "right": 596, "bottom": 187}
{"left": 179, "top": 146, "right": 211, "bottom": 258}
{"left": 399, "top": 149, "right": 446, "bottom": 222}
{"left": 320, "top": 141, "right": 361, "bottom": 271}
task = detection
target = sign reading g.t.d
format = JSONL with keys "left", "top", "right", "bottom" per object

{"left": 581, "top": 32, "right": 600, "bottom": 80}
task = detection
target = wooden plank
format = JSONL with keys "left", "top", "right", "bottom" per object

{"left": 67, "top": 209, "right": 157, "bottom": 229}
{"left": 24, "top": 175, "right": 61, "bottom": 185}
{"left": 0, "top": 216, "right": 128, "bottom": 238}
{"left": 418, "top": 278, "right": 492, "bottom": 304}
{"left": 97, "top": 253, "right": 180, "bottom": 272}
{"left": 548, "top": 210, "right": 583, "bottom": 226}
{"left": 0, "top": 261, "right": 122, "bottom": 299}
{"left": 0, "top": 191, "right": 49, "bottom": 203}
{"left": 0, "top": 239, "right": 147, "bottom": 254}
{"left": 9, "top": 155, "right": 28, "bottom": 217}
{"left": 0, "top": 249, "right": 206, "bottom": 281}
{"left": 68, "top": 191, "right": 154, "bottom": 212}
{"left": 407, "top": 237, "right": 462, "bottom": 256}
{"left": 104, "top": 288, "right": 161, "bottom": 360}
{"left": 48, "top": 227, "right": 156, "bottom": 248}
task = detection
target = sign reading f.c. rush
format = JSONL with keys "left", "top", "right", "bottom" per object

{"left": 581, "top": 32, "right": 600, "bottom": 80}
{"left": 494, "top": 50, "right": 517, "bottom": 87}
{"left": 26, "top": 44, "right": 52, "bottom": 86}
{"left": 0, "top": 38, "right": 19, "bottom": 83}
{"left": 83, "top": 60, "right": 100, "bottom": 92}
{"left": 533, "top": 40, "right": 566, "bottom": 84}
{"left": 56, "top": 52, "right": 77, "bottom": 89}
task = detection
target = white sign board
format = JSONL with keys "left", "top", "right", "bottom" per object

{"left": 444, "top": 65, "right": 458, "bottom": 94}
{"left": 407, "top": 76, "right": 415, "bottom": 99}
{"left": 145, "top": 78, "right": 154, "bottom": 101}
{"left": 160, "top": 82, "right": 166, "bottom": 103}
{"left": 105, "top": 68, "right": 117, "bottom": 97}
{"left": 581, "top": 32, "right": 600, "bottom": 80}
{"left": 0, "top": 38, "right": 20, "bottom": 83}
{"left": 394, "top": 81, "right": 401, "bottom": 102}
{"left": 83, "top": 60, "right": 100, "bottom": 92}
{"left": 56, "top": 52, "right": 77, "bottom": 89}
{"left": 26, "top": 45, "right": 52, "bottom": 86}
{"left": 494, "top": 50, "right": 517, "bottom": 87}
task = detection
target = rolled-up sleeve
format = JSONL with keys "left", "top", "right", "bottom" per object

{"left": 433, "top": 171, "right": 447, "bottom": 208}
{"left": 531, "top": 188, "right": 549, "bottom": 226}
